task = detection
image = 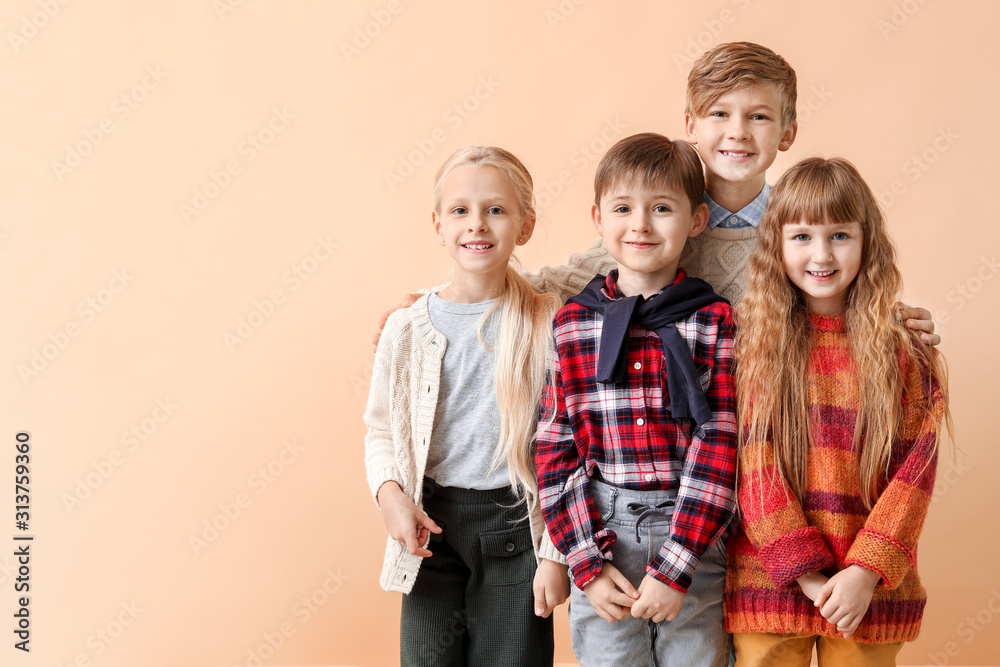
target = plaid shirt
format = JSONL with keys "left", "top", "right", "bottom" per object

{"left": 706, "top": 181, "right": 770, "bottom": 229}
{"left": 536, "top": 269, "right": 737, "bottom": 592}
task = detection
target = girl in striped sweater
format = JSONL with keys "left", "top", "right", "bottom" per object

{"left": 726, "top": 157, "right": 950, "bottom": 666}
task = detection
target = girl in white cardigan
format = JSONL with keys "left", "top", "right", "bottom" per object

{"left": 364, "top": 146, "right": 569, "bottom": 666}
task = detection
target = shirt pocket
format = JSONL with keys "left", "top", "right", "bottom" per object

{"left": 696, "top": 360, "right": 712, "bottom": 394}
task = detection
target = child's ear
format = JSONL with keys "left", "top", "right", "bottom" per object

{"left": 779, "top": 121, "right": 799, "bottom": 152}
{"left": 431, "top": 211, "right": 443, "bottom": 242}
{"left": 684, "top": 113, "right": 699, "bottom": 144}
{"left": 688, "top": 203, "right": 709, "bottom": 238}
{"left": 518, "top": 209, "right": 537, "bottom": 245}
{"left": 591, "top": 204, "right": 604, "bottom": 236}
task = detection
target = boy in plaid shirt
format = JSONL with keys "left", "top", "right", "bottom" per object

{"left": 536, "top": 132, "right": 737, "bottom": 666}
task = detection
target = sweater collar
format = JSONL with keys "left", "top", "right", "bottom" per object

{"left": 808, "top": 312, "right": 847, "bottom": 332}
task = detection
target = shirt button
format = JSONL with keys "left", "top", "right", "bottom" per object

{"left": 634, "top": 362, "right": 642, "bottom": 370}
{"left": 636, "top": 418, "right": 644, "bottom": 426}
{"left": 730, "top": 216, "right": 739, "bottom": 225}
{"left": 505, "top": 541, "right": 516, "bottom": 553}
{"left": 645, "top": 473, "right": 653, "bottom": 482}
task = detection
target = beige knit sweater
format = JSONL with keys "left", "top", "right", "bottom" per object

{"left": 364, "top": 289, "right": 566, "bottom": 594}
{"left": 523, "top": 225, "right": 760, "bottom": 304}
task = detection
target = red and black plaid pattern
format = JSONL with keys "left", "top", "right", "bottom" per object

{"left": 537, "top": 270, "right": 738, "bottom": 592}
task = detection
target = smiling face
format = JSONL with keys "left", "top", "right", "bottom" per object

{"left": 782, "top": 219, "right": 863, "bottom": 315}
{"left": 685, "top": 83, "right": 797, "bottom": 194}
{"left": 432, "top": 165, "right": 533, "bottom": 297}
{"left": 593, "top": 182, "right": 708, "bottom": 297}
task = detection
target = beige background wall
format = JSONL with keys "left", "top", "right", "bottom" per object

{"left": 2, "top": 1, "right": 997, "bottom": 666}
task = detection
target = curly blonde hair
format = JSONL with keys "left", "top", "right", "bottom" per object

{"left": 735, "top": 156, "right": 949, "bottom": 509}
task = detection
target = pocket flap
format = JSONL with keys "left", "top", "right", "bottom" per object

{"left": 479, "top": 525, "right": 532, "bottom": 557}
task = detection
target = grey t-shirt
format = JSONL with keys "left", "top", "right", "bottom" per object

{"left": 425, "top": 293, "right": 509, "bottom": 490}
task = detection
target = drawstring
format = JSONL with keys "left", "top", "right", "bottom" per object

{"left": 626, "top": 500, "right": 674, "bottom": 543}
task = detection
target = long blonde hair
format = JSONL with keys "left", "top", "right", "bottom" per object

{"left": 433, "top": 146, "right": 560, "bottom": 507}
{"left": 735, "top": 157, "right": 950, "bottom": 509}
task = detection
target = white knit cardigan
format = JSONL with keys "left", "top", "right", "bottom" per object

{"left": 364, "top": 289, "right": 566, "bottom": 594}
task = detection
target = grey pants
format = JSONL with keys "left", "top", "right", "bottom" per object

{"left": 400, "top": 480, "right": 553, "bottom": 666}
{"left": 569, "top": 477, "right": 731, "bottom": 667}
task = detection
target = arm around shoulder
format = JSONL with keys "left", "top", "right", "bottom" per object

{"left": 522, "top": 237, "right": 615, "bottom": 303}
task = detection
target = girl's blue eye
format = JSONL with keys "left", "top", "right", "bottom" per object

{"left": 488, "top": 206, "right": 503, "bottom": 215}
{"left": 794, "top": 233, "right": 809, "bottom": 242}
{"left": 453, "top": 207, "right": 467, "bottom": 215}
{"left": 833, "top": 232, "right": 850, "bottom": 240}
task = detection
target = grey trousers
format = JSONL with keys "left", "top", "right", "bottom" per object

{"left": 400, "top": 480, "right": 554, "bottom": 666}
{"left": 569, "top": 477, "right": 731, "bottom": 667}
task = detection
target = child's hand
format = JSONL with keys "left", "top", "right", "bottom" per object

{"left": 631, "top": 575, "right": 685, "bottom": 623}
{"left": 373, "top": 294, "right": 422, "bottom": 350}
{"left": 815, "top": 564, "right": 881, "bottom": 638}
{"left": 897, "top": 304, "right": 940, "bottom": 346}
{"left": 376, "top": 482, "right": 442, "bottom": 557}
{"left": 581, "top": 563, "right": 640, "bottom": 622}
{"left": 532, "top": 559, "right": 570, "bottom": 618}
{"left": 796, "top": 571, "right": 830, "bottom": 603}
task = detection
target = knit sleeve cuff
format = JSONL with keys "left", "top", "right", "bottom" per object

{"left": 845, "top": 528, "right": 913, "bottom": 590}
{"left": 758, "top": 526, "right": 837, "bottom": 588}
{"left": 567, "top": 527, "right": 617, "bottom": 589}
{"left": 538, "top": 527, "right": 568, "bottom": 565}
{"left": 369, "top": 468, "right": 405, "bottom": 508}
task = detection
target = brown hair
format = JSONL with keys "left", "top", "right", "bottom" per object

{"left": 593, "top": 132, "right": 705, "bottom": 213}
{"left": 686, "top": 41, "right": 798, "bottom": 130}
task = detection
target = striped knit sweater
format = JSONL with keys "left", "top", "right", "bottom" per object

{"left": 725, "top": 313, "right": 944, "bottom": 644}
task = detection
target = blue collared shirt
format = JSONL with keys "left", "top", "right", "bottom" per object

{"left": 706, "top": 182, "right": 770, "bottom": 229}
